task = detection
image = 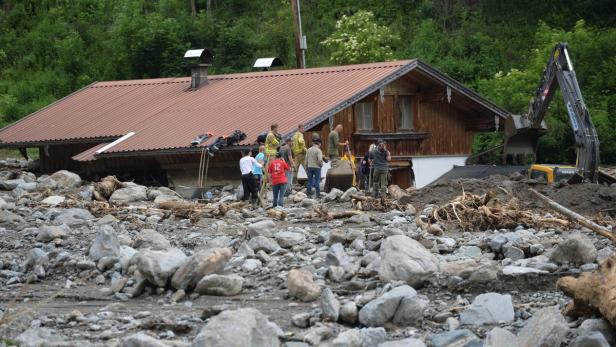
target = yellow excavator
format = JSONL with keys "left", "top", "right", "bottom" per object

{"left": 503, "top": 43, "right": 602, "bottom": 184}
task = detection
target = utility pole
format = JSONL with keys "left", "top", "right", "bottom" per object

{"left": 291, "top": 0, "right": 306, "bottom": 68}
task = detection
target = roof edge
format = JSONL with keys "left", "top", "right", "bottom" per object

{"left": 0, "top": 82, "right": 98, "bottom": 138}
{"left": 0, "top": 136, "right": 120, "bottom": 148}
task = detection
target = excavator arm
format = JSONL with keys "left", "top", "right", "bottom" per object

{"left": 503, "top": 43, "right": 600, "bottom": 182}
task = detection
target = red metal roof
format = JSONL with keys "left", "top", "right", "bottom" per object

{"left": 0, "top": 59, "right": 508, "bottom": 158}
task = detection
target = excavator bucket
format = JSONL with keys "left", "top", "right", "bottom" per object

{"left": 502, "top": 114, "right": 547, "bottom": 164}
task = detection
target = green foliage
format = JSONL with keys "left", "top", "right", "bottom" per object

{"left": 0, "top": 0, "right": 614, "bottom": 164}
{"left": 321, "top": 10, "right": 399, "bottom": 65}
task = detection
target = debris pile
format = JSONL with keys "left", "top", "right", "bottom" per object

{"left": 0, "top": 159, "right": 615, "bottom": 346}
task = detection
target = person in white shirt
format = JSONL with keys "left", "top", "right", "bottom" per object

{"left": 239, "top": 149, "right": 261, "bottom": 204}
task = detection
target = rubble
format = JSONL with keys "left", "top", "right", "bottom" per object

{"left": 1, "top": 165, "right": 616, "bottom": 345}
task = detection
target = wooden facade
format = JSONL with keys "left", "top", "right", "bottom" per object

{"left": 302, "top": 73, "right": 490, "bottom": 188}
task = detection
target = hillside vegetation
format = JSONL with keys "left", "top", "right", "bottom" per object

{"left": 0, "top": 0, "right": 615, "bottom": 163}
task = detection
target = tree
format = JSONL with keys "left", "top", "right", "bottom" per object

{"left": 321, "top": 10, "right": 399, "bottom": 65}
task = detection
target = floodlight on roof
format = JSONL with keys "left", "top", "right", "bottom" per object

{"left": 253, "top": 57, "right": 284, "bottom": 70}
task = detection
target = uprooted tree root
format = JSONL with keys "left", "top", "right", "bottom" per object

{"left": 350, "top": 194, "right": 405, "bottom": 212}
{"left": 427, "top": 190, "right": 569, "bottom": 231}
{"left": 92, "top": 175, "right": 121, "bottom": 201}
{"left": 557, "top": 256, "right": 616, "bottom": 327}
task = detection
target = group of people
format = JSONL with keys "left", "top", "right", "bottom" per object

{"left": 239, "top": 122, "right": 391, "bottom": 208}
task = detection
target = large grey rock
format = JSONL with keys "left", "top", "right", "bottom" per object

{"left": 0, "top": 210, "right": 23, "bottom": 224}
{"left": 359, "top": 285, "right": 426, "bottom": 327}
{"left": 247, "top": 219, "right": 277, "bottom": 237}
{"left": 572, "top": 333, "right": 610, "bottom": 347}
{"left": 15, "top": 327, "right": 66, "bottom": 347}
{"left": 153, "top": 194, "right": 181, "bottom": 205}
{"left": 22, "top": 248, "right": 49, "bottom": 271}
{"left": 339, "top": 301, "right": 359, "bottom": 325}
{"left": 248, "top": 236, "right": 280, "bottom": 254}
{"left": 133, "top": 229, "right": 171, "bottom": 250}
{"left": 578, "top": 318, "right": 616, "bottom": 345}
{"left": 550, "top": 233, "right": 598, "bottom": 266}
{"left": 13, "top": 181, "right": 37, "bottom": 196}
{"left": 340, "top": 187, "right": 359, "bottom": 202}
{"left": 427, "top": 329, "right": 481, "bottom": 347}
{"left": 459, "top": 293, "right": 514, "bottom": 325}
{"left": 0, "top": 178, "right": 24, "bottom": 190}
{"left": 36, "top": 225, "right": 69, "bottom": 242}
{"left": 50, "top": 170, "right": 82, "bottom": 189}
{"left": 378, "top": 338, "right": 426, "bottom": 347}
{"left": 503, "top": 245, "right": 525, "bottom": 261}
{"left": 54, "top": 208, "right": 94, "bottom": 226}
{"left": 326, "top": 243, "right": 352, "bottom": 267}
{"left": 484, "top": 327, "right": 518, "bottom": 347}
{"left": 288, "top": 268, "right": 321, "bottom": 302}
{"left": 109, "top": 185, "right": 148, "bottom": 204}
{"left": 275, "top": 231, "right": 305, "bottom": 248}
{"left": 191, "top": 308, "right": 281, "bottom": 347}
{"left": 131, "top": 248, "right": 187, "bottom": 287}
{"left": 89, "top": 225, "right": 121, "bottom": 262}
{"left": 195, "top": 274, "right": 243, "bottom": 296}
{"left": 120, "top": 332, "right": 168, "bottom": 347}
{"left": 379, "top": 235, "right": 439, "bottom": 287}
{"left": 320, "top": 287, "right": 340, "bottom": 322}
{"left": 332, "top": 327, "right": 386, "bottom": 347}
{"left": 324, "top": 188, "right": 344, "bottom": 202}
{"left": 171, "top": 248, "right": 232, "bottom": 290}
{"left": 517, "top": 306, "right": 569, "bottom": 347}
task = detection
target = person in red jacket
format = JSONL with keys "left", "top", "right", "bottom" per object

{"left": 268, "top": 151, "right": 291, "bottom": 208}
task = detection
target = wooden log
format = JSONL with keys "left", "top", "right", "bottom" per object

{"left": 557, "top": 256, "right": 616, "bottom": 326}
{"left": 266, "top": 208, "right": 287, "bottom": 220}
{"left": 529, "top": 188, "right": 616, "bottom": 244}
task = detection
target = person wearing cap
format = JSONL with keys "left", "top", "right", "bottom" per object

{"left": 268, "top": 151, "right": 291, "bottom": 208}
{"left": 369, "top": 139, "right": 391, "bottom": 197}
{"left": 305, "top": 139, "right": 324, "bottom": 198}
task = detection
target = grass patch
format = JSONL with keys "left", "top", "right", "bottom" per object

{"left": 0, "top": 148, "right": 39, "bottom": 160}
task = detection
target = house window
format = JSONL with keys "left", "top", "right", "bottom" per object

{"left": 355, "top": 102, "right": 373, "bottom": 130}
{"left": 397, "top": 96, "right": 414, "bottom": 130}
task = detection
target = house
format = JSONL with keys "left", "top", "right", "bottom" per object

{"left": 0, "top": 57, "right": 509, "bottom": 189}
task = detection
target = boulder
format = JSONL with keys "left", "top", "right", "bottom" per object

{"left": 171, "top": 248, "right": 232, "bottom": 290}
{"left": 378, "top": 338, "right": 426, "bottom": 347}
{"left": 0, "top": 210, "right": 23, "bottom": 224}
{"left": 339, "top": 301, "right": 359, "bottom": 325}
{"left": 571, "top": 333, "right": 610, "bottom": 347}
{"left": 550, "top": 233, "right": 597, "bottom": 266}
{"left": 15, "top": 327, "right": 66, "bottom": 347}
{"left": 36, "top": 225, "right": 69, "bottom": 242}
{"left": 340, "top": 187, "right": 359, "bottom": 202}
{"left": 133, "top": 229, "right": 171, "bottom": 250}
{"left": 359, "top": 285, "right": 425, "bottom": 327}
{"left": 109, "top": 185, "right": 148, "bottom": 204}
{"left": 195, "top": 274, "right": 243, "bottom": 296}
{"left": 427, "top": 329, "right": 481, "bottom": 347}
{"left": 153, "top": 194, "right": 182, "bottom": 205}
{"left": 331, "top": 327, "right": 386, "bottom": 347}
{"left": 275, "top": 231, "right": 305, "bottom": 248}
{"left": 248, "top": 236, "right": 280, "bottom": 254}
{"left": 379, "top": 235, "right": 439, "bottom": 287}
{"left": 22, "top": 248, "right": 49, "bottom": 271}
{"left": 288, "top": 268, "right": 321, "bottom": 302}
{"left": 324, "top": 188, "right": 344, "bottom": 202}
{"left": 0, "top": 178, "right": 24, "bottom": 190}
{"left": 326, "top": 243, "right": 353, "bottom": 267}
{"left": 89, "top": 225, "right": 121, "bottom": 262}
{"left": 54, "top": 208, "right": 94, "bottom": 226}
{"left": 120, "top": 332, "right": 168, "bottom": 347}
{"left": 131, "top": 248, "right": 187, "bottom": 287}
{"left": 320, "top": 287, "right": 340, "bottom": 322}
{"left": 578, "top": 318, "right": 616, "bottom": 345}
{"left": 247, "top": 219, "right": 277, "bottom": 237}
{"left": 50, "top": 170, "right": 82, "bottom": 189}
{"left": 459, "top": 293, "right": 514, "bottom": 325}
{"left": 191, "top": 308, "right": 281, "bottom": 347}
{"left": 517, "top": 306, "right": 568, "bottom": 347}
{"left": 484, "top": 327, "right": 518, "bottom": 347}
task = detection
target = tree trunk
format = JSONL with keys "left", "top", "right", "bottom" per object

{"left": 190, "top": 0, "right": 197, "bottom": 17}
{"left": 206, "top": 0, "right": 212, "bottom": 16}
{"left": 557, "top": 256, "right": 616, "bottom": 327}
